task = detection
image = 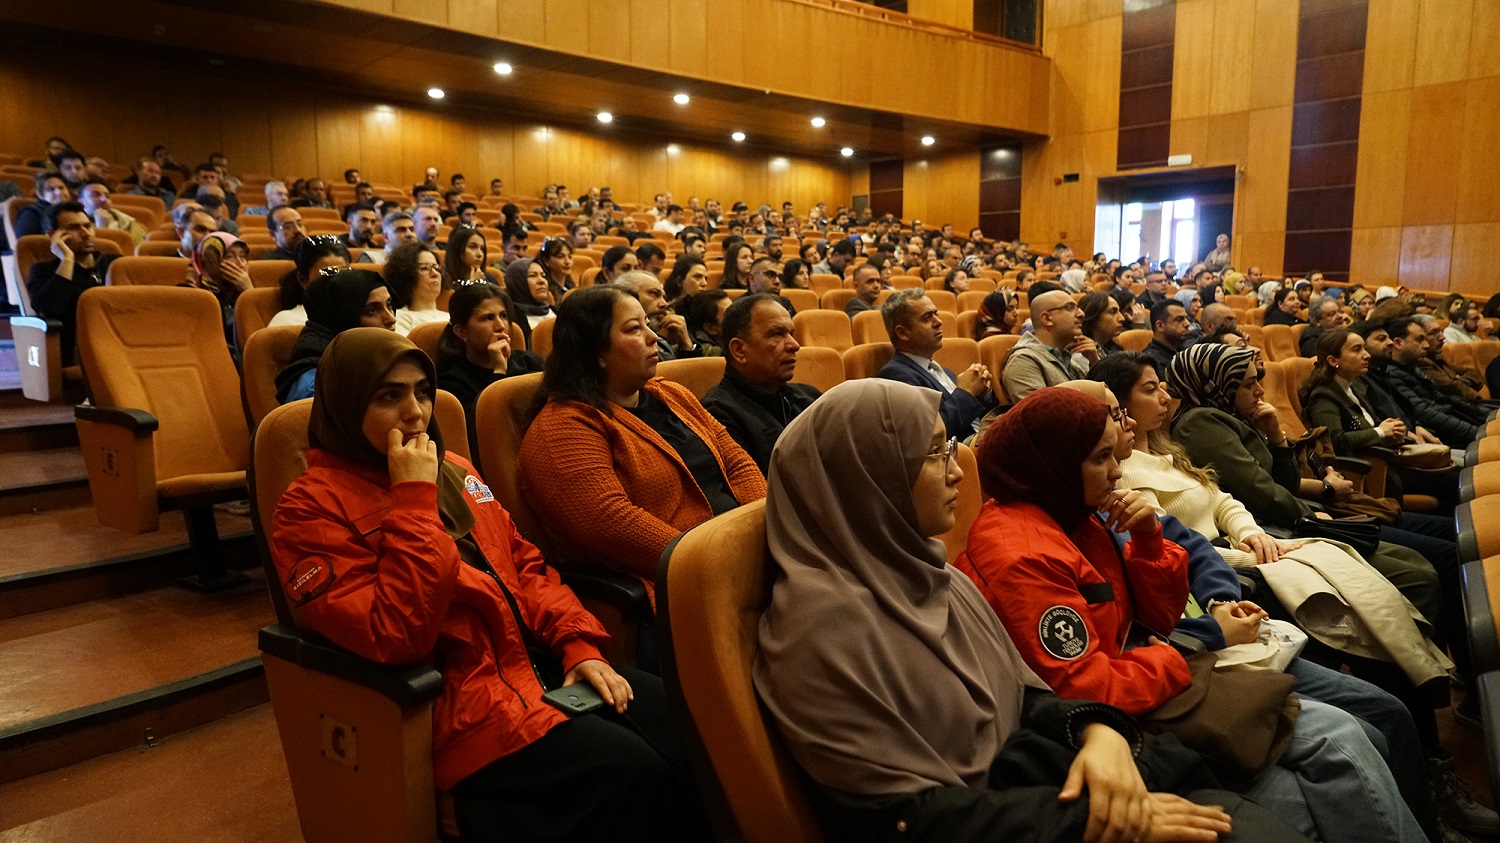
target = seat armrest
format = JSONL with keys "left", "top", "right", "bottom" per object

{"left": 11, "top": 315, "right": 62, "bottom": 331}
{"left": 1461, "top": 466, "right": 1476, "bottom": 503}
{"left": 12, "top": 316, "right": 65, "bottom": 402}
{"left": 258, "top": 623, "right": 443, "bottom": 708}
{"left": 1329, "top": 455, "right": 1373, "bottom": 475}
{"left": 1463, "top": 562, "right": 1500, "bottom": 675}
{"left": 1458, "top": 502, "right": 1480, "bottom": 565}
{"left": 1477, "top": 672, "right": 1500, "bottom": 796}
{"left": 75, "top": 404, "right": 160, "bottom": 432}
{"left": 554, "top": 562, "right": 651, "bottom": 621}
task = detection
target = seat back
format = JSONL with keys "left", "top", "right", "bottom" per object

{"left": 249, "top": 259, "right": 294, "bottom": 289}
{"left": 1242, "top": 324, "right": 1265, "bottom": 350}
{"left": 1259, "top": 360, "right": 1306, "bottom": 439}
{"left": 656, "top": 500, "right": 825, "bottom": 843}
{"left": 77, "top": 286, "right": 249, "bottom": 479}
{"left": 1280, "top": 356, "right": 1316, "bottom": 415}
{"left": 780, "top": 289, "right": 818, "bottom": 314}
{"left": 1118, "top": 329, "right": 1152, "bottom": 352}
{"left": 818, "top": 288, "right": 856, "bottom": 312}
{"left": 472, "top": 373, "right": 548, "bottom": 548}
{"left": 978, "top": 334, "right": 1021, "bottom": 400}
{"left": 235, "top": 287, "right": 283, "bottom": 352}
{"left": 657, "top": 357, "right": 727, "bottom": 400}
{"left": 250, "top": 399, "right": 315, "bottom": 624}
{"left": 808, "top": 273, "right": 842, "bottom": 295}
{"left": 1473, "top": 340, "right": 1500, "bottom": 375}
{"left": 241, "top": 325, "right": 302, "bottom": 428}
{"left": 106, "top": 256, "right": 190, "bottom": 286}
{"left": 850, "top": 309, "right": 887, "bottom": 344}
{"left": 93, "top": 228, "right": 135, "bottom": 254}
{"left": 135, "top": 239, "right": 187, "bottom": 257}
{"left": 1261, "top": 324, "right": 1297, "bottom": 362}
{"left": 957, "top": 290, "right": 988, "bottom": 313}
{"left": 935, "top": 337, "right": 981, "bottom": 375}
{"left": 530, "top": 317, "right": 556, "bottom": 358}
{"left": 1244, "top": 306, "right": 1266, "bottom": 326}
{"left": 790, "top": 346, "right": 844, "bottom": 393}
{"left": 793, "top": 309, "right": 854, "bottom": 352}
{"left": 842, "top": 342, "right": 894, "bottom": 380}
{"left": 433, "top": 390, "right": 471, "bottom": 463}
{"left": 406, "top": 321, "right": 446, "bottom": 365}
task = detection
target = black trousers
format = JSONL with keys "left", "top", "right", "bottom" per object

{"left": 450, "top": 666, "right": 709, "bottom": 843}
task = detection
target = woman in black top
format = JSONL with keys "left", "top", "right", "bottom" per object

{"left": 435, "top": 282, "right": 543, "bottom": 425}
{"left": 1265, "top": 287, "right": 1305, "bottom": 326}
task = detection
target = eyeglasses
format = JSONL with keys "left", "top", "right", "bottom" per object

{"left": 926, "top": 437, "right": 959, "bottom": 471}
{"left": 1109, "top": 406, "right": 1130, "bottom": 425}
{"left": 417, "top": 262, "right": 442, "bottom": 275}
{"left": 1045, "top": 301, "right": 1079, "bottom": 314}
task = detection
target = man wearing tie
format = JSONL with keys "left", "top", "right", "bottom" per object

{"left": 876, "top": 289, "right": 996, "bottom": 438}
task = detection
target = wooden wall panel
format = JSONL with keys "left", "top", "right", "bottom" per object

{"left": 904, "top": 152, "right": 981, "bottom": 230}
{"left": 1455, "top": 76, "right": 1500, "bottom": 224}
{"left": 1451, "top": 222, "right": 1500, "bottom": 297}
{"left": 1401, "top": 81, "right": 1465, "bottom": 226}
{"left": 1398, "top": 224, "right": 1454, "bottom": 291}
{"left": 1412, "top": 0, "right": 1471, "bottom": 86}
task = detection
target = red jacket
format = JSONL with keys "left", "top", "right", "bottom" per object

{"left": 954, "top": 500, "right": 1193, "bottom": 717}
{"left": 272, "top": 450, "right": 610, "bottom": 791}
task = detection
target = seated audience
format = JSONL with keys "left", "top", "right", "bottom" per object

{"left": 386, "top": 242, "right": 449, "bottom": 336}
{"left": 26, "top": 136, "right": 69, "bottom": 172}
{"left": 1444, "top": 301, "right": 1483, "bottom": 345}
{"left": 1264, "top": 287, "right": 1305, "bottom": 327}
{"left": 242, "top": 181, "right": 289, "bottom": 217}
{"left": 701, "top": 294, "right": 819, "bottom": 474}
{"left": 16, "top": 172, "right": 70, "bottom": 238}
{"left": 652, "top": 204, "right": 685, "bottom": 235}
{"left": 444, "top": 226, "right": 501, "bottom": 286}
{"left": 77, "top": 180, "right": 146, "bottom": 243}
{"left": 258, "top": 207, "right": 306, "bottom": 261}
{"left": 1001, "top": 289, "right": 1096, "bottom": 402}
{"left": 493, "top": 225, "right": 529, "bottom": 271}
{"left": 1143, "top": 299, "right": 1191, "bottom": 374}
{"left": 614, "top": 270, "right": 701, "bottom": 361}
{"left": 538, "top": 237, "right": 575, "bottom": 300}
{"left": 1134, "top": 270, "right": 1170, "bottom": 310}
{"left": 746, "top": 257, "right": 796, "bottom": 316}
{"left": 519, "top": 285, "right": 765, "bottom": 608}
{"left": 126, "top": 156, "right": 176, "bottom": 204}
{"left": 1413, "top": 314, "right": 1494, "bottom": 406}
{"left": 270, "top": 328, "right": 703, "bottom": 842}
{"left": 718, "top": 242, "right": 754, "bottom": 291}
{"left": 972, "top": 288, "right": 1019, "bottom": 339}
{"left": 412, "top": 206, "right": 443, "bottom": 249}
{"left": 943, "top": 267, "right": 971, "bottom": 296}
{"left": 1198, "top": 302, "right": 1238, "bottom": 340}
{"left": 663, "top": 256, "right": 708, "bottom": 314}
{"left": 26, "top": 201, "right": 121, "bottom": 365}
{"left": 275, "top": 269, "right": 396, "bottom": 402}
{"left": 1368, "top": 317, "right": 1486, "bottom": 446}
{"left": 182, "top": 231, "right": 252, "bottom": 356}
{"left": 758, "top": 378, "right": 1302, "bottom": 843}
{"left": 340, "top": 202, "right": 379, "bottom": 252}
{"left": 811, "top": 238, "right": 854, "bottom": 278}
{"left": 53, "top": 150, "right": 86, "bottom": 192}
{"left": 957, "top": 385, "right": 1425, "bottom": 843}
{"left": 1298, "top": 296, "right": 1343, "bottom": 357}
{"left": 636, "top": 242, "right": 667, "bottom": 276}
{"left": 287, "top": 177, "right": 332, "bottom": 211}
{"left": 780, "top": 258, "right": 811, "bottom": 291}
{"left": 357, "top": 210, "right": 416, "bottom": 264}
{"left": 685, "top": 289, "right": 731, "bottom": 356}
{"left": 877, "top": 289, "right": 995, "bottom": 439}
{"left": 434, "top": 282, "right": 543, "bottom": 420}
{"left": 502, "top": 257, "right": 556, "bottom": 350}
{"left": 844, "top": 264, "right": 882, "bottom": 317}
{"left": 1079, "top": 291, "right": 1124, "bottom": 356}
{"left": 598, "top": 245, "right": 641, "bottom": 284}
{"left": 269, "top": 236, "right": 351, "bottom": 328}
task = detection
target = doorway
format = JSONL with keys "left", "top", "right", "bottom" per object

{"left": 1095, "top": 167, "right": 1235, "bottom": 270}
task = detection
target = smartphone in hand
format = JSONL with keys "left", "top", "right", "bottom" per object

{"left": 541, "top": 683, "right": 605, "bottom": 716}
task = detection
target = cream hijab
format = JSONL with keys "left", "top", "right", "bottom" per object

{"left": 753, "top": 379, "right": 1043, "bottom": 796}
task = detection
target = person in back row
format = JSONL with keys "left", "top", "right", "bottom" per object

{"left": 270, "top": 329, "right": 706, "bottom": 842}
{"left": 614, "top": 270, "right": 701, "bottom": 361}
{"left": 1001, "top": 289, "right": 1097, "bottom": 402}
{"left": 877, "top": 289, "right": 994, "bottom": 439}
{"left": 275, "top": 269, "right": 396, "bottom": 403}
{"left": 26, "top": 201, "right": 121, "bottom": 365}
{"left": 386, "top": 241, "right": 449, "bottom": 336}
{"left": 755, "top": 378, "right": 1304, "bottom": 843}
{"left": 435, "top": 282, "right": 543, "bottom": 425}
{"left": 519, "top": 285, "right": 765, "bottom": 618}
{"left": 701, "top": 294, "right": 820, "bottom": 474}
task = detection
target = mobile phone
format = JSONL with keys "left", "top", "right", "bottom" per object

{"left": 541, "top": 683, "right": 605, "bottom": 716}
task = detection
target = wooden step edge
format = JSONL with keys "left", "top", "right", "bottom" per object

{"left": 0, "top": 658, "right": 268, "bottom": 786}
{"left": 0, "top": 476, "right": 90, "bottom": 517}
{"left": 0, "top": 529, "right": 256, "bottom": 619}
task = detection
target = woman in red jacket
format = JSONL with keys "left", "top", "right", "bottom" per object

{"left": 271, "top": 328, "right": 704, "bottom": 843}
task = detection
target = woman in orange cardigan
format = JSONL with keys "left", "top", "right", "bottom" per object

{"left": 520, "top": 284, "right": 765, "bottom": 612}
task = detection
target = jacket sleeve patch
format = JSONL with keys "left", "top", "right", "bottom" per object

{"left": 286, "top": 556, "right": 335, "bottom": 606}
{"left": 464, "top": 474, "right": 495, "bottom": 504}
{"left": 1039, "top": 605, "right": 1089, "bottom": 661}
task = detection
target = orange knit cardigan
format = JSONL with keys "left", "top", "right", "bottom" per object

{"left": 519, "top": 378, "right": 767, "bottom": 606}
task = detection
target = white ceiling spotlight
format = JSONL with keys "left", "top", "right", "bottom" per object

{"left": 493, "top": 62, "right": 513, "bottom": 75}
{"left": 811, "top": 116, "right": 826, "bottom": 128}
{"left": 426, "top": 87, "right": 445, "bottom": 99}
{"left": 840, "top": 147, "right": 854, "bottom": 157}
{"left": 921, "top": 135, "right": 935, "bottom": 146}
{"left": 673, "top": 93, "right": 690, "bottom": 105}
{"left": 597, "top": 111, "right": 613, "bottom": 123}
{"left": 731, "top": 131, "right": 746, "bottom": 142}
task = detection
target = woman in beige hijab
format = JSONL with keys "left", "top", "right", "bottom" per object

{"left": 753, "top": 379, "right": 1301, "bottom": 843}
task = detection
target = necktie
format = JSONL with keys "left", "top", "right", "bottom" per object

{"left": 928, "top": 361, "right": 956, "bottom": 392}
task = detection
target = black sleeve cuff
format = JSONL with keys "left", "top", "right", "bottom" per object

{"left": 1063, "top": 702, "right": 1144, "bottom": 757}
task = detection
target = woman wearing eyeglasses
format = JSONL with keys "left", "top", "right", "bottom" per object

{"left": 386, "top": 242, "right": 450, "bottom": 336}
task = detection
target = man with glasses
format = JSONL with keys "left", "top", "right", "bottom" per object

{"left": 1143, "top": 299, "right": 1192, "bottom": 374}
{"left": 1002, "top": 289, "right": 1097, "bottom": 403}
{"left": 257, "top": 206, "right": 306, "bottom": 260}
{"left": 356, "top": 210, "right": 416, "bottom": 264}
{"left": 876, "top": 288, "right": 995, "bottom": 438}
{"left": 747, "top": 257, "right": 797, "bottom": 317}
{"left": 1135, "top": 270, "right": 1171, "bottom": 311}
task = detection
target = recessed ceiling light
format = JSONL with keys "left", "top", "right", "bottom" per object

{"left": 921, "top": 135, "right": 935, "bottom": 146}
{"left": 840, "top": 147, "right": 854, "bottom": 157}
{"left": 731, "top": 131, "right": 746, "bottom": 142}
{"left": 667, "top": 144, "right": 681, "bottom": 155}
{"left": 597, "top": 111, "right": 613, "bottom": 123}
{"left": 427, "top": 88, "right": 445, "bottom": 99}
{"left": 811, "top": 116, "right": 826, "bottom": 128}
{"left": 493, "top": 62, "right": 513, "bottom": 75}
{"left": 673, "top": 93, "right": 690, "bottom": 105}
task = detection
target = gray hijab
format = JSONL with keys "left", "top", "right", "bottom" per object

{"left": 753, "top": 379, "right": 1042, "bottom": 796}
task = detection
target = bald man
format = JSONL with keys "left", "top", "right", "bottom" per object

{"left": 1001, "top": 289, "right": 1097, "bottom": 402}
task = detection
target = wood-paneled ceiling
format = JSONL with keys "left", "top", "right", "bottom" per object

{"left": 0, "top": 0, "right": 1037, "bottom": 160}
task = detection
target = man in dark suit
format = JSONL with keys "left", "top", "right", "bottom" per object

{"left": 876, "top": 288, "right": 995, "bottom": 438}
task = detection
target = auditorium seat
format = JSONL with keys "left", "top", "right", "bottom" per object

{"left": 978, "top": 334, "right": 1021, "bottom": 401}
{"left": 1458, "top": 496, "right": 1500, "bottom": 565}
{"left": 819, "top": 289, "right": 856, "bottom": 312}
{"left": 1261, "top": 324, "right": 1298, "bottom": 362}
{"left": 657, "top": 357, "right": 727, "bottom": 400}
{"left": 107, "top": 256, "right": 190, "bottom": 286}
{"left": 1244, "top": 306, "right": 1267, "bottom": 327}
{"left": 241, "top": 324, "right": 301, "bottom": 427}
{"left": 1260, "top": 361, "right": 1307, "bottom": 439}
{"left": 842, "top": 342, "right": 893, "bottom": 380}
{"left": 1226, "top": 294, "right": 1256, "bottom": 310}
{"left": 405, "top": 321, "right": 445, "bottom": 365}
{"left": 234, "top": 287, "right": 282, "bottom": 352}
{"left": 249, "top": 398, "right": 447, "bottom": 843}
{"left": 92, "top": 228, "right": 136, "bottom": 254}
{"left": 850, "top": 310, "right": 885, "bottom": 344}
{"left": 793, "top": 309, "right": 853, "bottom": 352}
{"left": 957, "top": 290, "right": 988, "bottom": 312}
{"left": 1460, "top": 462, "right": 1500, "bottom": 502}
{"left": 808, "top": 273, "right": 842, "bottom": 295}
{"left": 790, "top": 346, "right": 843, "bottom": 393}
{"left": 525, "top": 317, "right": 554, "bottom": 358}
{"left": 655, "top": 499, "right": 825, "bottom": 843}
{"left": 1242, "top": 324, "right": 1265, "bottom": 350}
{"left": 247, "top": 259, "right": 294, "bottom": 288}
{"left": 74, "top": 285, "right": 250, "bottom": 590}
{"left": 15, "top": 233, "right": 121, "bottom": 286}
{"left": 780, "top": 288, "right": 818, "bottom": 314}
{"left": 1117, "top": 329, "right": 1152, "bottom": 352}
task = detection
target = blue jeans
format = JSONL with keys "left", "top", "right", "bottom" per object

{"left": 1241, "top": 681, "right": 1424, "bottom": 843}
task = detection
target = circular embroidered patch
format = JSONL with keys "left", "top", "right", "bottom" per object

{"left": 1038, "top": 605, "right": 1089, "bottom": 661}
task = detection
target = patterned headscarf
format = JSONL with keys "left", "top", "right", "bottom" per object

{"left": 189, "top": 231, "right": 245, "bottom": 291}
{"left": 1163, "top": 341, "right": 1257, "bottom": 417}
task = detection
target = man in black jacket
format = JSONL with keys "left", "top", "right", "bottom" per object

{"left": 702, "top": 294, "right": 820, "bottom": 474}
{"left": 26, "top": 201, "right": 120, "bottom": 365}
{"left": 1367, "top": 317, "right": 1485, "bottom": 447}
{"left": 1143, "top": 299, "right": 1191, "bottom": 375}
